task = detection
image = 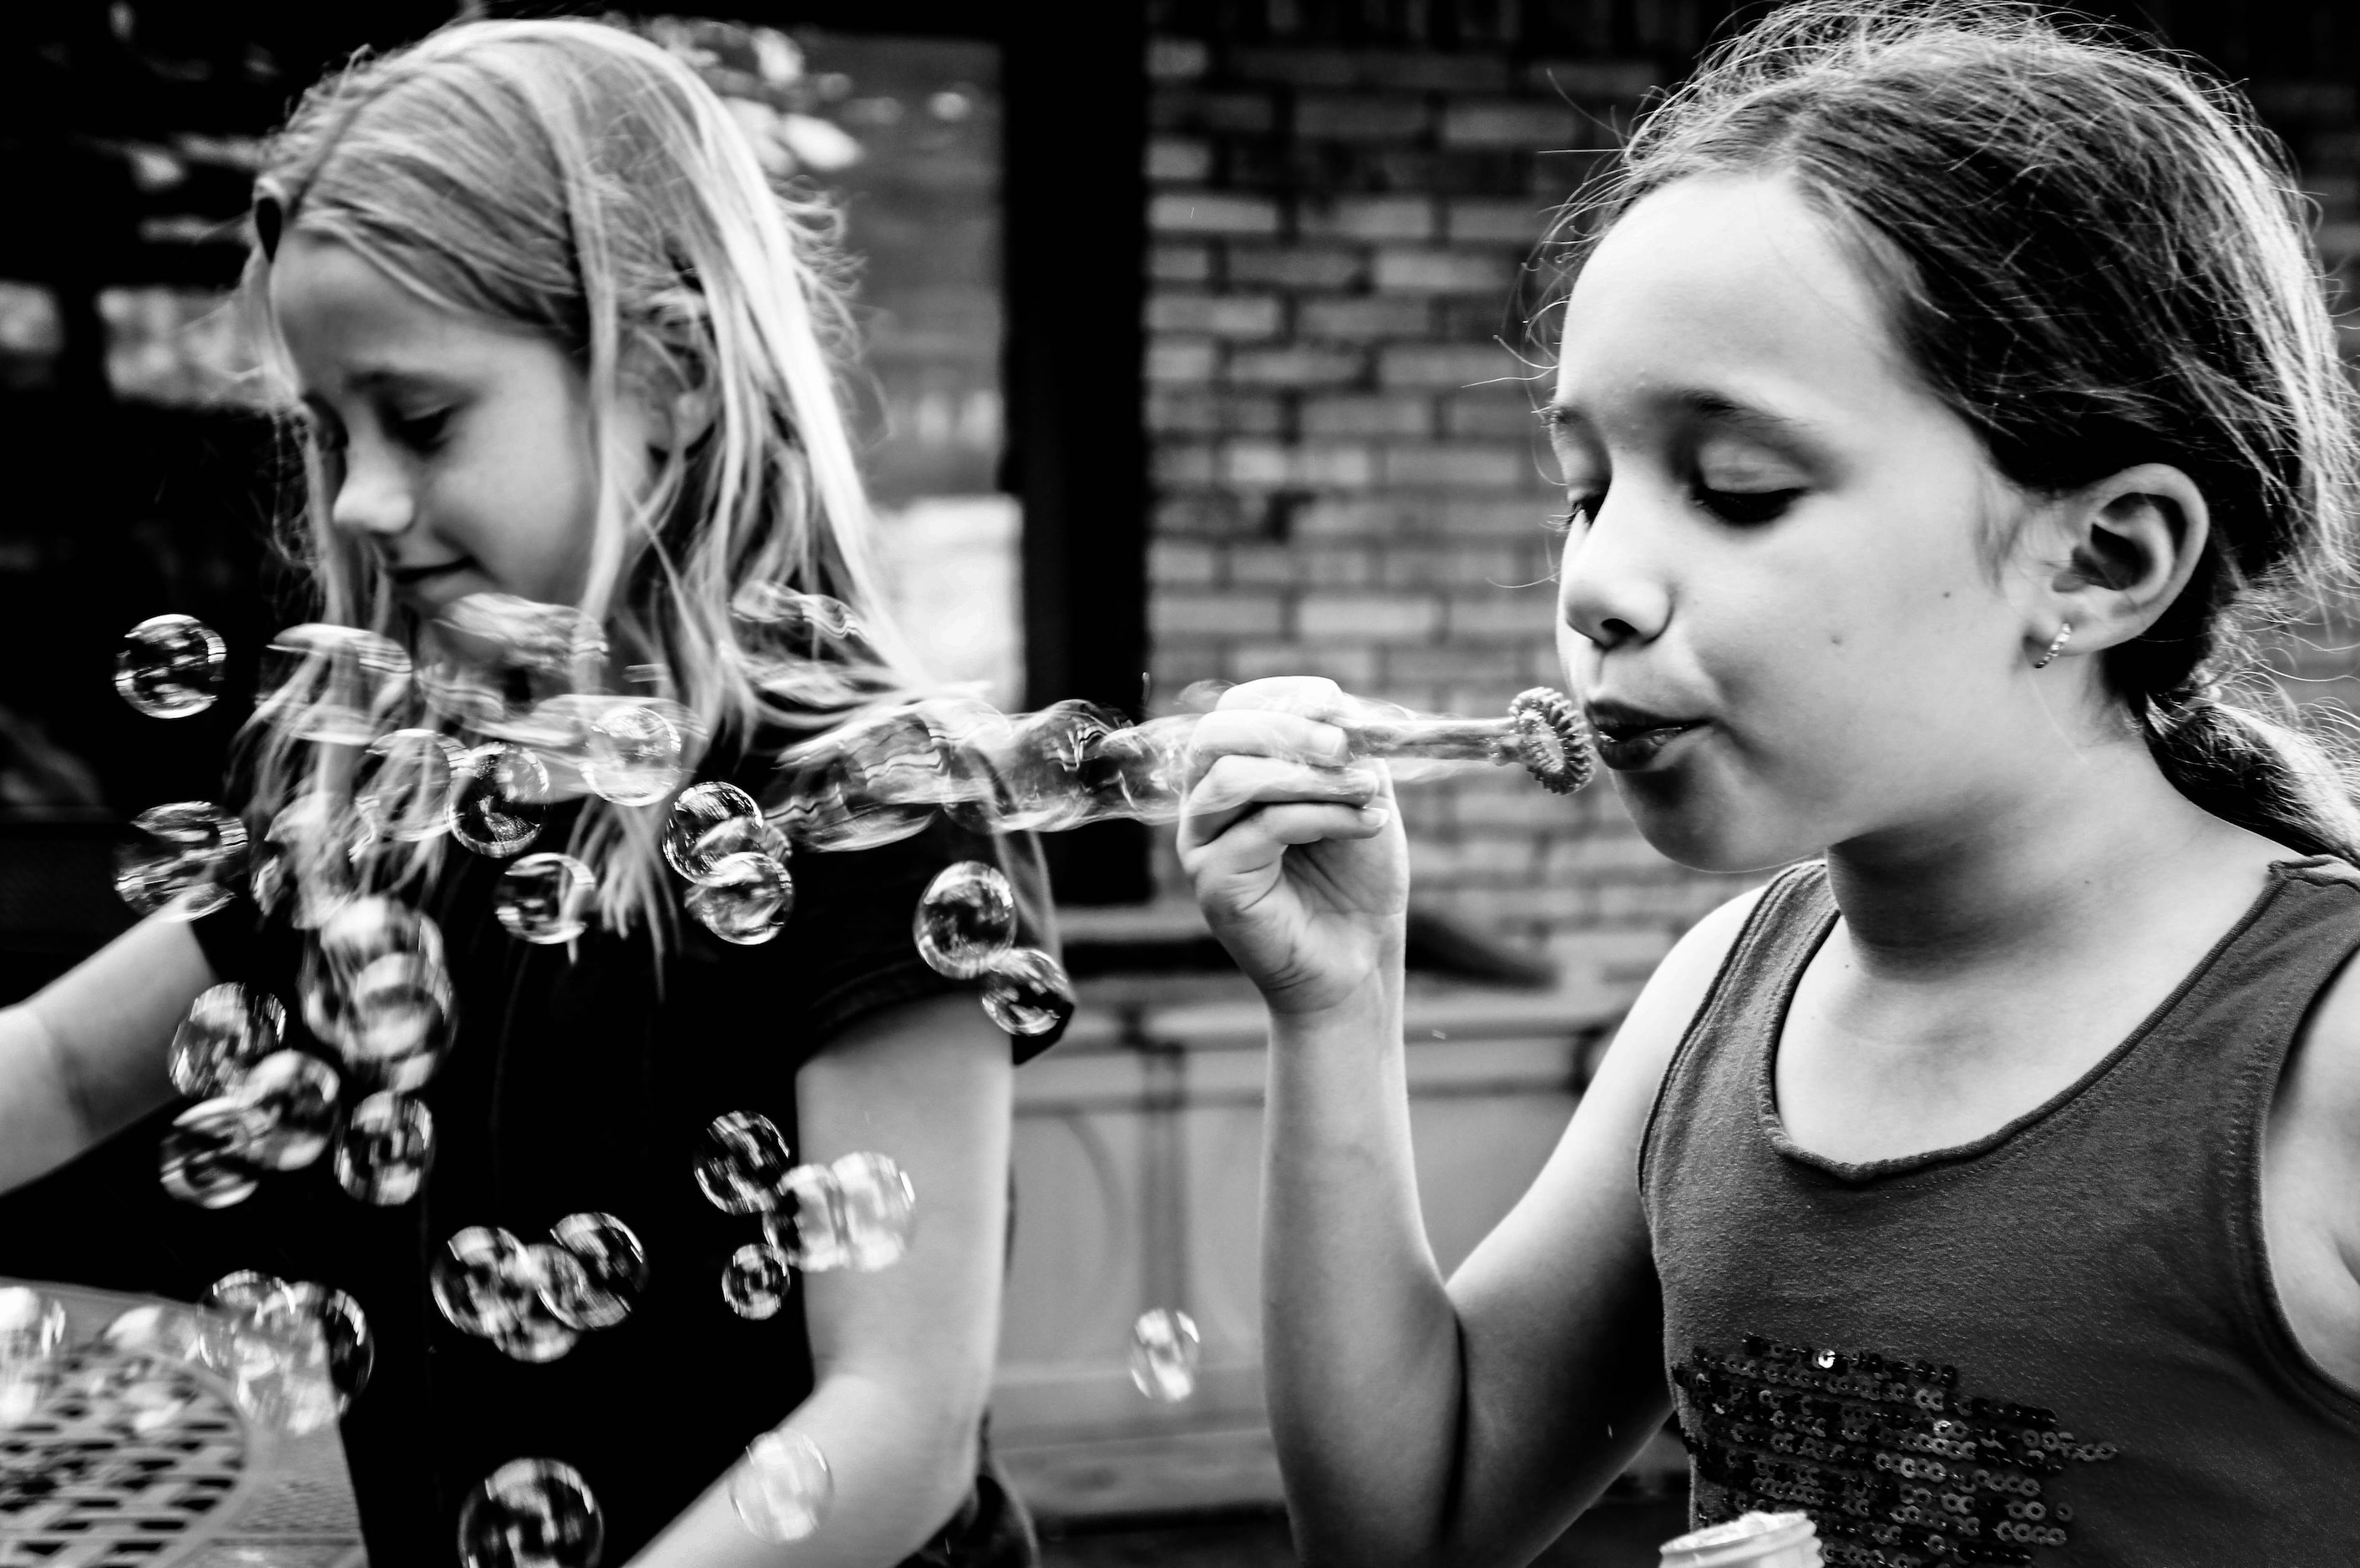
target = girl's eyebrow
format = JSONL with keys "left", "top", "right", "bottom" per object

{"left": 1541, "top": 387, "right": 1825, "bottom": 446}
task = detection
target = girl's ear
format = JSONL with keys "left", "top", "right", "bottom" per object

{"left": 652, "top": 388, "right": 715, "bottom": 452}
{"left": 2040, "top": 462, "right": 2211, "bottom": 650}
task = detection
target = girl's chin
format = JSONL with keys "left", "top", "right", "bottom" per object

{"left": 1613, "top": 776, "right": 1812, "bottom": 878}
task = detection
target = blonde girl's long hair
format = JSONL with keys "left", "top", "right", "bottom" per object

{"left": 235, "top": 17, "right": 924, "bottom": 941}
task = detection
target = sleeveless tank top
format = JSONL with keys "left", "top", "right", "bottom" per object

{"left": 1639, "top": 856, "right": 2360, "bottom": 1567}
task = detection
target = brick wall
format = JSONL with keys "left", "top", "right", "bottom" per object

{"left": 1134, "top": 1, "right": 2360, "bottom": 1009}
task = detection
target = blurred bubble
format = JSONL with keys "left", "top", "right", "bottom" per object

{"left": 729, "top": 1428, "right": 833, "bottom": 1544}
{"left": 417, "top": 659, "right": 511, "bottom": 734}
{"left": 663, "top": 781, "right": 762, "bottom": 882}
{"left": 336, "top": 953, "right": 454, "bottom": 1094}
{"left": 254, "top": 792, "right": 357, "bottom": 928}
{"left": 160, "top": 1097, "right": 266, "bottom": 1207}
{"left": 1076, "top": 719, "right": 1190, "bottom": 826}
{"left": 431, "top": 1227, "right": 532, "bottom": 1338}
{"left": 449, "top": 743, "right": 554, "bottom": 858}
{"left": 722, "top": 1242, "right": 793, "bottom": 1319}
{"left": 1128, "top": 1308, "right": 1200, "bottom": 1403}
{"left": 0, "top": 1286, "right": 66, "bottom": 1429}
{"left": 335, "top": 1091, "right": 435, "bottom": 1205}
{"left": 685, "top": 851, "right": 793, "bottom": 945}
{"left": 694, "top": 1111, "right": 793, "bottom": 1214}
{"left": 357, "top": 729, "right": 463, "bottom": 843}
{"left": 257, "top": 624, "right": 412, "bottom": 746}
{"left": 438, "top": 593, "right": 607, "bottom": 677}
{"left": 772, "top": 761, "right": 938, "bottom": 852}
{"left": 492, "top": 1247, "right": 589, "bottom": 1363}
{"left": 979, "top": 947, "right": 1075, "bottom": 1039}
{"left": 762, "top": 1166, "right": 848, "bottom": 1273}
{"left": 115, "top": 614, "right": 225, "bottom": 718}
{"left": 497, "top": 852, "right": 596, "bottom": 945}
{"left": 99, "top": 1303, "right": 208, "bottom": 1364}
{"left": 301, "top": 895, "right": 445, "bottom": 1044}
{"left": 257, "top": 1282, "right": 372, "bottom": 1410}
{"left": 583, "top": 701, "right": 688, "bottom": 807}
{"left": 912, "top": 860, "right": 1016, "bottom": 979}
{"left": 115, "top": 801, "right": 247, "bottom": 918}
{"left": 228, "top": 1050, "right": 340, "bottom": 1171}
{"left": 458, "top": 1457, "right": 605, "bottom": 1568}
{"left": 168, "top": 983, "right": 286, "bottom": 1099}
{"left": 832, "top": 1151, "right": 915, "bottom": 1272}
{"left": 730, "top": 584, "right": 871, "bottom": 654}
{"left": 544, "top": 1212, "right": 647, "bottom": 1330}
{"left": 995, "top": 704, "right": 1117, "bottom": 833}
{"left": 204, "top": 1270, "right": 286, "bottom": 1318}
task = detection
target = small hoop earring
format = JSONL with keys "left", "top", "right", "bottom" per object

{"left": 2033, "top": 622, "right": 2073, "bottom": 670}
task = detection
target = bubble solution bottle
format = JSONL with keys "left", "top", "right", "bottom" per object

{"left": 1657, "top": 1510, "right": 1825, "bottom": 1568}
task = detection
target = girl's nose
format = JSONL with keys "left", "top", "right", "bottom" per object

{"left": 1557, "top": 495, "right": 1671, "bottom": 652}
{"left": 328, "top": 446, "right": 415, "bottom": 539}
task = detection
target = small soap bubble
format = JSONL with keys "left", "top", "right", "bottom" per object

{"left": 584, "top": 701, "right": 688, "bottom": 807}
{"left": 115, "top": 614, "right": 225, "bottom": 718}
{"left": 979, "top": 947, "right": 1076, "bottom": 1039}
{"left": 458, "top": 1457, "right": 605, "bottom": 1568}
{"left": 301, "top": 894, "right": 445, "bottom": 1043}
{"left": 662, "top": 781, "right": 763, "bottom": 882}
{"left": 731, "top": 584, "right": 871, "bottom": 653}
{"left": 492, "top": 1247, "right": 588, "bottom": 1363}
{"left": 169, "top": 984, "right": 286, "bottom": 1099}
{"left": 254, "top": 792, "right": 357, "bottom": 928}
{"left": 722, "top": 1242, "right": 793, "bottom": 1319}
{"left": 912, "top": 861, "right": 1016, "bottom": 979}
{"left": 0, "top": 1287, "right": 67, "bottom": 1429}
{"left": 1128, "top": 1308, "right": 1201, "bottom": 1403}
{"left": 694, "top": 1110, "right": 793, "bottom": 1214}
{"left": 204, "top": 1269, "right": 286, "bottom": 1319}
{"left": 496, "top": 852, "right": 596, "bottom": 945}
{"left": 685, "top": 851, "right": 793, "bottom": 945}
{"left": 832, "top": 1152, "right": 916, "bottom": 1272}
{"left": 336, "top": 953, "right": 453, "bottom": 1094}
{"left": 257, "top": 624, "right": 412, "bottom": 746}
{"left": 357, "top": 729, "right": 463, "bottom": 842}
{"left": 449, "top": 743, "right": 554, "bottom": 858}
{"left": 431, "top": 1227, "right": 532, "bottom": 1338}
{"left": 160, "top": 1097, "right": 266, "bottom": 1208}
{"left": 439, "top": 593, "right": 608, "bottom": 677}
{"left": 99, "top": 1303, "right": 208, "bottom": 1365}
{"left": 544, "top": 1212, "right": 649, "bottom": 1331}
{"left": 729, "top": 1429, "right": 833, "bottom": 1544}
{"left": 256, "top": 1282, "right": 373, "bottom": 1409}
{"left": 762, "top": 1166, "right": 849, "bottom": 1273}
{"left": 335, "top": 1091, "right": 435, "bottom": 1205}
{"left": 228, "top": 1050, "right": 340, "bottom": 1171}
{"left": 115, "top": 802, "right": 248, "bottom": 918}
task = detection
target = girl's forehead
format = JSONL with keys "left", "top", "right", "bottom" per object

{"left": 1552, "top": 173, "right": 1914, "bottom": 434}
{"left": 270, "top": 235, "right": 525, "bottom": 386}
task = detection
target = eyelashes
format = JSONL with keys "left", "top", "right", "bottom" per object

{"left": 1543, "top": 484, "right": 1805, "bottom": 534}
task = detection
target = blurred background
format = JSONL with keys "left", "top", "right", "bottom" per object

{"left": 2, "top": 3, "right": 2357, "bottom": 1563}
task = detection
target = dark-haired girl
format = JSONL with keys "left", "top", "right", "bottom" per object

{"left": 1180, "top": 4, "right": 2360, "bottom": 1564}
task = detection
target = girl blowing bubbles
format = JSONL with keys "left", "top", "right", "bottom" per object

{"left": 1183, "top": 4, "right": 2360, "bottom": 1564}
{"left": 0, "top": 18, "right": 1049, "bottom": 1568}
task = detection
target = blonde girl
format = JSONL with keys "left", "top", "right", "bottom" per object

{"left": 1182, "top": 4, "right": 2360, "bottom": 1565}
{"left": 0, "top": 18, "right": 1046, "bottom": 1567}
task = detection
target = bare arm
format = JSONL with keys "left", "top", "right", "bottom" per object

{"left": 0, "top": 914, "right": 215, "bottom": 1196}
{"left": 1181, "top": 675, "right": 1758, "bottom": 1565}
{"left": 627, "top": 990, "right": 1014, "bottom": 1567}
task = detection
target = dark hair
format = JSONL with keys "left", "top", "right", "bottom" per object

{"left": 1553, "top": 0, "right": 2360, "bottom": 857}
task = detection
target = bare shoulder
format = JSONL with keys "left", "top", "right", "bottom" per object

{"left": 2262, "top": 890, "right": 2360, "bottom": 1388}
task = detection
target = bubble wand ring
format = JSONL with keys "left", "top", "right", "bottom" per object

{"left": 1336, "top": 686, "right": 1593, "bottom": 796}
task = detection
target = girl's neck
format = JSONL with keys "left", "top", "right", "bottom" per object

{"left": 1822, "top": 731, "right": 2294, "bottom": 983}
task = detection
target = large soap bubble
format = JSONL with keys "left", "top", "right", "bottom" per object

{"left": 449, "top": 743, "right": 554, "bottom": 858}
{"left": 978, "top": 948, "right": 1076, "bottom": 1039}
{"left": 912, "top": 861, "right": 1016, "bottom": 979}
{"left": 458, "top": 1458, "right": 605, "bottom": 1568}
{"left": 693, "top": 1111, "right": 793, "bottom": 1215}
{"left": 729, "top": 1429, "right": 833, "bottom": 1544}
{"left": 160, "top": 1097, "right": 266, "bottom": 1208}
{"left": 115, "top": 802, "right": 247, "bottom": 918}
{"left": 722, "top": 1242, "right": 793, "bottom": 1320}
{"left": 335, "top": 1091, "right": 435, "bottom": 1205}
{"left": 662, "top": 781, "right": 763, "bottom": 883}
{"left": 497, "top": 852, "right": 596, "bottom": 945}
{"left": 543, "top": 1212, "right": 648, "bottom": 1331}
{"left": 833, "top": 1152, "right": 917, "bottom": 1272}
{"left": 583, "top": 701, "right": 689, "bottom": 807}
{"left": 229, "top": 1050, "right": 341, "bottom": 1171}
{"left": 357, "top": 728, "right": 463, "bottom": 843}
{"left": 684, "top": 851, "right": 793, "bottom": 945}
{"left": 114, "top": 614, "right": 225, "bottom": 719}
{"left": 431, "top": 1227, "right": 534, "bottom": 1339}
{"left": 762, "top": 1166, "right": 848, "bottom": 1273}
{"left": 256, "top": 624, "right": 412, "bottom": 747}
{"left": 168, "top": 984, "right": 286, "bottom": 1099}
{"left": 257, "top": 1281, "right": 374, "bottom": 1410}
{"left": 1128, "top": 1308, "right": 1201, "bottom": 1403}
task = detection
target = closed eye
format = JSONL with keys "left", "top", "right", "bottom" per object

{"left": 1694, "top": 485, "right": 1800, "bottom": 525}
{"left": 1544, "top": 491, "right": 1606, "bottom": 537}
{"left": 388, "top": 407, "right": 452, "bottom": 453}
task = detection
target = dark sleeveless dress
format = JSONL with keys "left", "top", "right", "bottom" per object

{"left": 1639, "top": 857, "right": 2360, "bottom": 1567}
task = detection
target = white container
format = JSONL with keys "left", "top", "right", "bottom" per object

{"left": 1659, "top": 1510, "right": 1825, "bottom": 1568}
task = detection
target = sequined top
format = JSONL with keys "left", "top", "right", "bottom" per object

{"left": 186, "top": 735, "right": 1060, "bottom": 1566}
{"left": 1640, "top": 857, "right": 2360, "bottom": 1567}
